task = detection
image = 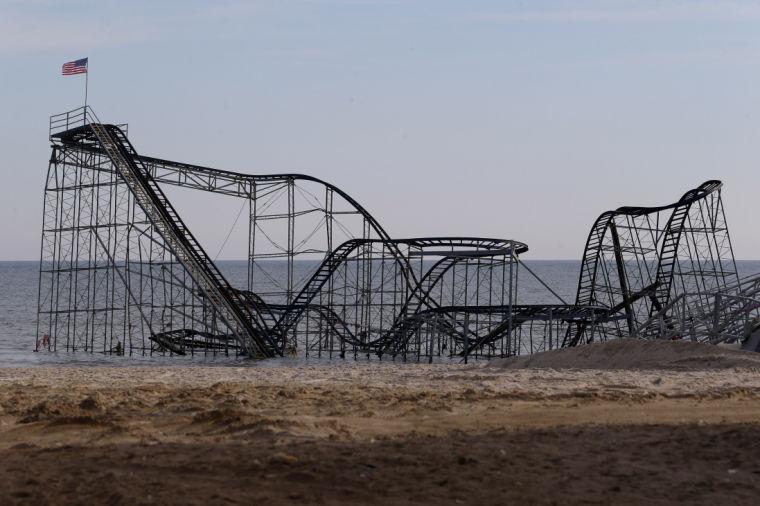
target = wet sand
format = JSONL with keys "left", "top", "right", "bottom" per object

{"left": 0, "top": 340, "right": 759, "bottom": 505}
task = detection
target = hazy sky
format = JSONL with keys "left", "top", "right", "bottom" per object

{"left": 1, "top": 0, "right": 759, "bottom": 260}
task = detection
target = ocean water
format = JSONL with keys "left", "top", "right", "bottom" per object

{"left": 2, "top": 260, "right": 759, "bottom": 367}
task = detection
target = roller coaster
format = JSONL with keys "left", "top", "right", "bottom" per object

{"left": 36, "top": 107, "right": 760, "bottom": 360}
{"left": 567, "top": 180, "right": 749, "bottom": 346}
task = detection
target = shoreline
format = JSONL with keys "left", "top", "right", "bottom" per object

{"left": 0, "top": 341, "right": 759, "bottom": 504}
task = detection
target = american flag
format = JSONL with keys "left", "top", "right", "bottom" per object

{"left": 62, "top": 58, "right": 88, "bottom": 75}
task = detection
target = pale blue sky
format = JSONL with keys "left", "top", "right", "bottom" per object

{"left": 1, "top": 0, "right": 759, "bottom": 259}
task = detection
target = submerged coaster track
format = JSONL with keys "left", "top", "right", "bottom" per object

{"left": 568, "top": 179, "right": 752, "bottom": 347}
{"left": 37, "top": 107, "right": 758, "bottom": 359}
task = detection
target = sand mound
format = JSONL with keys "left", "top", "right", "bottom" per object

{"left": 491, "top": 339, "right": 760, "bottom": 371}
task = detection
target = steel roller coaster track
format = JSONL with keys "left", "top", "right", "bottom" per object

{"left": 37, "top": 107, "right": 758, "bottom": 360}
{"left": 569, "top": 178, "right": 743, "bottom": 346}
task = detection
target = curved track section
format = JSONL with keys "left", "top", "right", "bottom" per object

{"left": 275, "top": 237, "right": 527, "bottom": 356}
{"left": 570, "top": 180, "right": 737, "bottom": 345}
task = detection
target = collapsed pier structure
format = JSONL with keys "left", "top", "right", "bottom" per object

{"left": 37, "top": 107, "right": 760, "bottom": 359}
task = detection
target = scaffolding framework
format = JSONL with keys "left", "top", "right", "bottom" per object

{"left": 37, "top": 107, "right": 758, "bottom": 360}
{"left": 568, "top": 180, "right": 743, "bottom": 346}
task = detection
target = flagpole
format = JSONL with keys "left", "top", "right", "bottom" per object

{"left": 84, "top": 61, "right": 88, "bottom": 113}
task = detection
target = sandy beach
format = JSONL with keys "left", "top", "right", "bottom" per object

{"left": 0, "top": 339, "right": 759, "bottom": 505}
